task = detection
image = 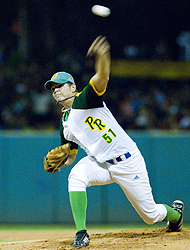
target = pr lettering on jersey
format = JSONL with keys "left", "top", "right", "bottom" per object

{"left": 84, "top": 116, "right": 117, "bottom": 144}
{"left": 84, "top": 116, "right": 106, "bottom": 131}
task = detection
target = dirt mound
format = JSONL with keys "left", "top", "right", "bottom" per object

{"left": 0, "top": 228, "right": 189, "bottom": 249}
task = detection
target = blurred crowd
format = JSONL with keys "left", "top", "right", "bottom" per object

{"left": 0, "top": 53, "right": 190, "bottom": 131}
{"left": 0, "top": 7, "right": 190, "bottom": 131}
{"left": 0, "top": 47, "right": 92, "bottom": 130}
{"left": 106, "top": 78, "right": 190, "bottom": 130}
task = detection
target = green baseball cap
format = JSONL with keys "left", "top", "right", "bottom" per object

{"left": 44, "top": 72, "right": 75, "bottom": 90}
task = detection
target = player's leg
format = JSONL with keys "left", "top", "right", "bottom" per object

{"left": 164, "top": 200, "right": 184, "bottom": 231}
{"left": 69, "top": 190, "right": 87, "bottom": 232}
{"left": 68, "top": 156, "right": 113, "bottom": 247}
{"left": 108, "top": 147, "right": 183, "bottom": 228}
{"left": 115, "top": 173, "right": 183, "bottom": 230}
{"left": 114, "top": 168, "right": 167, "bottom": 224}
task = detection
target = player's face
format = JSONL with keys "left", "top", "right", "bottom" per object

{"left": 51, "top": 82, "right": 74, "bottom": 103}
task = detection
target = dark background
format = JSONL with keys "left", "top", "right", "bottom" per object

{"left": 0, "top": 0, "right": 190, "bottom": 130}
{"left": 1, "top": 0, "right": 190, "bottom": 60}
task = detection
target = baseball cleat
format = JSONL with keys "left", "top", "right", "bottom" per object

{"left": 166, "top": 200, "right": 184, "bottom": 232}
{"left": 71, "top": 230, "right": 90, "bottom": 248}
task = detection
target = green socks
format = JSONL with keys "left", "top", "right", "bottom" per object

{"left": 69, "top": 194, "right": 181, "bottom": 230}
{"left": 163, "top": 204, "right": 181, "bottom": 223}
{"left": 69, "top": 191, "right": 87, "bottom": 232}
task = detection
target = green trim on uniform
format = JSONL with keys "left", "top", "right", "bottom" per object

{"left": 60, "top": 115, "right": 78, "bottom": 151}
{"left": 64, "top": 111, "right": 70, "bottom": 121}
{"left": 72, "top": 83, "right": 104, "bottom": 110}
{"left": 59, "top": 81, "right": 104, "bottom": 150}
{"left": 60, "top": 118, "right": 65, "bottom": 145}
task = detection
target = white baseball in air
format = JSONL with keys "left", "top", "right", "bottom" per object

{"left": 91, "top": 5, "right": 111, "bottom": 17}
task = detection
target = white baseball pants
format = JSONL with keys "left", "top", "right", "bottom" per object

{"left": 68, "top": 146, "right": 167, "bottom": 224}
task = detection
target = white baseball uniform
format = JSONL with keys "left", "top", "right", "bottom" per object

{"left": 60, "top": 79, "right": 167, "bottom": 224}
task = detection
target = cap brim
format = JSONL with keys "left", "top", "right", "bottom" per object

{"left": 44, "top": 78, "right": 75, "bottom": 90}
{"left": 44, "top": 80, "right": 55, "bottom": 90}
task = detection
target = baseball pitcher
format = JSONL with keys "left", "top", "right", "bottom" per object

{"left": 44, "top": 36, "right": 184, "bottom": 248}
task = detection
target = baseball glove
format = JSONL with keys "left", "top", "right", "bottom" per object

{"left": 44, "top": 143, "right": 70, "bottom": 173}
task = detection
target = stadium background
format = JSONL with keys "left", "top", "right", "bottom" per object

{"left": 0, "top": 0, "right": 190, "bottom": 227}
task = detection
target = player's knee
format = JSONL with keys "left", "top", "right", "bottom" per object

{"left": 141, "top": 210, "right": 160, "bottom": 225}
{"left": 68, "top": 175, "right": 87, "bottom": 192}
{"left": 141, "top": 204, "right": 167, "bottom": 224}
{"left": 143, "top": 217, "right": 155, "bottom": 225}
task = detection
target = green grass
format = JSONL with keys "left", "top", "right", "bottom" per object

{"left": 0, "top": 223, "right": 189, "bottom": 243}
{"left": 0, "top": 222, "right": 189, "bottom": 231}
